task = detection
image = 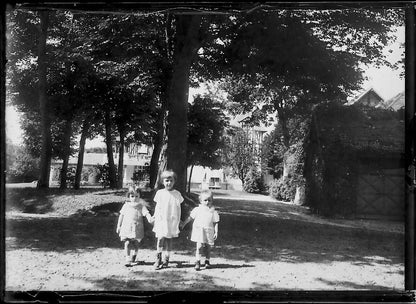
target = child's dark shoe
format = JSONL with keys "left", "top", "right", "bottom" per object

{"left": 195, "top": 260, "right": 201, "bottom": 271}
{"left": 154, "top": 253, "right": 162, "bottom": 270}
{"left": 125, "top": 257, "right": 133, "bottom": 267}
{"left": 161, "top": 257, "right": 169, "bottom": 268}
{"left": 204, "top": 260, "right": 211, "bottom": 269}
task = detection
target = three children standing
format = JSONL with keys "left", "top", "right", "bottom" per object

{"left": 116, "top": 169, "right": 220, "bottom": 271}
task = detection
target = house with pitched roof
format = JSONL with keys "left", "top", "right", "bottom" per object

{"left": 347, "top": 88, "right": 385, "bottom": 107}
{"left": 382, "top": 91, "right": 405, "bottom": 111}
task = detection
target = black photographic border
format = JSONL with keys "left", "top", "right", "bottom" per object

{"left": 1, "top": 1, "right": 415, "bottom": 303}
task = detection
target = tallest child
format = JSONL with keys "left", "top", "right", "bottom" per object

{"left": 152, "top": 170, "right": 184, "bottom": 270}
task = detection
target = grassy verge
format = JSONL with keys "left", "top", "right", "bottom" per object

{"left": 5, "top": 187, "right": 198, "bottom": 218}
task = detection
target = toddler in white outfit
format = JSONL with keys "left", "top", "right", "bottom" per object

{"left": 181, "top": 190, "right": 219, "bottom": 270}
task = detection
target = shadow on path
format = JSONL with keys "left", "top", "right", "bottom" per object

{"left": 6, "top": 195, "right": 404, "bottom": 268}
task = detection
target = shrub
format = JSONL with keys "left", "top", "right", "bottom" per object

{"left": 6, "top": 147, "right": 40, "bottom": 183}
{"left": 269, "top": 174, "right": 304, "bottom": 202}
{"left": 243, "top": 168, "right": 265, "bottom": 193}
{"left": 95, "top": 164, "right": 117, "bottom": 188}
{"left": 132, "top": 168, "right": 150, "bottom": 182}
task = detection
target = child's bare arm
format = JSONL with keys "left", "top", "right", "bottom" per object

{"left": 213, "top": 222, "right": 218, "bottom": 239}
{"left": 145, "top": 213, "right": 154, "bottom": 224}
{"left": 180, "top": 216, "right": 192, "bottom": 229}
{"left": 116, "top": 215, "right": 123, "bottom": 233}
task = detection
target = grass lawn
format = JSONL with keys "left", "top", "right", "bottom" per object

{"left": 4, "top": 186, "right": 405, "bottom": 291}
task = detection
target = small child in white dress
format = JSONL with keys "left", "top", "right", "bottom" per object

{"left": 116, "top": 188, "right": 153, "bottom": 266}
{"left": 152, "top": 170, "right": 184, "bottom": 270}
{"left": 180, "top": 190, "right": 219, "bottom": 271}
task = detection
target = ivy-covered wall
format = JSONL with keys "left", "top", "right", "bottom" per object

{"left": 304, "top": 102, "right": 404, "bottom": 217}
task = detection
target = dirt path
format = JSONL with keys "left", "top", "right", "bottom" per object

{"left": 5, "top": 190, "right": 404, "bottom": 291}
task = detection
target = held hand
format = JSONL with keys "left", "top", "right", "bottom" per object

{"left": 213, "top": 232, "right": 218, "bottom": 240}
{"left": 116, "top": 227, "right": 120, "bottom": 234}
{"left": 179, "top": 221, "right": 184, "bottom": 230}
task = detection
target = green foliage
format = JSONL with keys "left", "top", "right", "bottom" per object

{"left": 187, "top": 95, "right": 229, "bottom": 169}
{"left": 61, "top": 167, "right": 76, "bottom": 188}
{"left": 6, "top": 145, "right": 40, "bottom": 183}
{"left": 261, "top": 127, "right": 285, "bottom": 179}
{"left": 132, "top": 168, "right": 150, "bottom": 182}
{"left": 243, "top": 168, "right": 265, "bottom": 193}
{"left": 95, "top": 163, "right": 118, "bottom": 188}
{"left": 222, "top": 126, "right": 258, "bottom": 183}
{"left": 269, "top": 174, "right": 305, "bottom": 202}
{"left": 85, "top": 147, "right": 107, "bottom": 153}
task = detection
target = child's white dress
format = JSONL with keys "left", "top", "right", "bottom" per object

{"left": 152, "top": 188, "right": 184, "bottom": 238}
{"left": 190, "top": 205, "right": 220, "bottom": 246}
{"left": 118, "top": 200, "right": 150, "bottom": 242}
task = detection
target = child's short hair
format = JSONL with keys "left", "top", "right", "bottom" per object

{"left": 160, "top": 170, "right": 177, "bottom": 181}
{"left": 126, "top": 190, "right": 136, "bottom": 197}
{"left": 199, "top": 190, "right": 213, "bottom": 201}
{"left": 126, "top": 186, "right": 137, "bottom": 197}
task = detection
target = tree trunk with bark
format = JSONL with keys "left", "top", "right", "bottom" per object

{"left": 74, "top": 119, "right": 90, "bottom": 189}
{"left": 187, "top": 164, "right": 194, "bottom": 194}
{"left": 104, "top": 110, "right": 117, "bottom": 188}
{"left": 149, "top": 83, "right": 169, "bottom": 189}
{"left": 117, "top": 127, "right": 125, "bottom": 189}
{"left": 59, "top": 119, "right": 73, "bottom": 189}
{"left": 149, "top": 15, "right": 173, "bottom": 190}
{"left": 37, "top": 11, "right": 52, "bottom": 189}
{"left": 149, "top": 123, "right": 164, "bottom": 189}
{"left": 165, "top": 15, "right": 202, "bottom": 193}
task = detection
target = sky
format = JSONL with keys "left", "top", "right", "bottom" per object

{"left": 5, "top": 27, "right": 405, "bottom": 147}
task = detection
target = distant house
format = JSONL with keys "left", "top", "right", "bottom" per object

{"left": 347, "top": 88, "right": 384, "bottom": 107}
{"left": 187, "top": 114, "right": 274, "bottom": 191}
{"left": 50, "top": 144, "right": 152, "bottom": 187}
{"left": 382, "top": 91, "right": 405, "bottom": 111}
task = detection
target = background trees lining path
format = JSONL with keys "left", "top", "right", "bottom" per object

{"left": 6, "top": 5, "right": 404, "bottom": 192}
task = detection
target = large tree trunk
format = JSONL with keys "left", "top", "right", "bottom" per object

{"left": 154, "top": 144, "right": 168, "bottom": 190}
{"left": 187, "top": 164, "right": 194, "bottom": 194}
{"left": 149, "top": 122, "right": 164, "bottom": 189}
{"left": 277, "top": 109, "right": 290, "bottom": 149}
{"left": 37, "top": 11, "right": 51, "bottom": 189}
{"left": 149, "top": 87, "right": 170, "bottom": 189}
{"left": 117, "top": 127, "right": 125, "bottom": 189}
{"left": 74, "top": 119, "right": 90, "bottom": 189}
{"left": 149, "top": 15, "right": 173, "bottom": 190}
{"left": 165, "top": 15, "right": 201, "bottom": 193}
{"left": 149, "top": 84, "right": 169, "bottom": 189}
{"left": 104, "top": 110, "right": 117, "bottom": 188}
{"left": 59, "top": 119, "right": 73, "bottom": 189}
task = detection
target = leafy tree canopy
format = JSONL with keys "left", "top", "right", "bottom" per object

{"left": 187, "top": 94, "right": 229, "bottom": 169}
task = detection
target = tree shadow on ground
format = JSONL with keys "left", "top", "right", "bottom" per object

{"left": 87, "top": 271, "right": 240, "bottom": 290}
{"left": 5, "top": 196, "right": 404, "bottom": 268}
{"left": 315, "top": 278, "right": 396, "bottom": 290}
